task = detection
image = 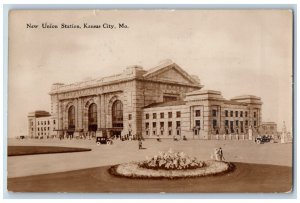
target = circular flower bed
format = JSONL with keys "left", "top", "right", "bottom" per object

{"left": 109, "top": 149, "right": 233, "bottom": 179}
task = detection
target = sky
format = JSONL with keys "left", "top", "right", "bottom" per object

{"left": 8, "top": 10, "right": 293, "bottom": 137}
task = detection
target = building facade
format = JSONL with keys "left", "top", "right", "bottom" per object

{"left": 48, "top": 60, "right": 202, "bottom": 138}
{"left": 260, "top": 122, "right": 278, "bottom": 136}
{"left": 142, "top": 90, "right": 262, "bottom": 139}
{"left": 32, "top": 60, "right": 263, "bottom": 140}
{"left": 27, "top": 111, "right": 57, "bottom": 138}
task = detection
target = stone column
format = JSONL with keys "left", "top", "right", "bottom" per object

{"left": 77, "top": 98, "right": 83, "bottom": 130}
{"left": 96, "top": 95, "right": 103, "bottom": 137}
{"left": 73, "top": 99, "right": 80, "bottom": 138}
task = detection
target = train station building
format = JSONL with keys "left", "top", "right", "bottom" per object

{"left": 30, "top": 60, "right": 263, "bottom": 139}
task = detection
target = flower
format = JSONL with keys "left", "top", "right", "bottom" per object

{"left": 139, "top": 149, "right": 205, "bottom": 170}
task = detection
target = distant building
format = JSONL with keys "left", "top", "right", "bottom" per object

{"left": 260, "top": 122, "right": 277, "bottom": 136}
{"left": 45, "top": 60, "right": 263, "bottom": 140}
{"left": 27, "top": 110, "right": 57, "bottom": 138}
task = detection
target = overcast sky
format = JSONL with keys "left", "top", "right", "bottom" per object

{"left": 8, "top": 10, "right": 293, "bottom": 137}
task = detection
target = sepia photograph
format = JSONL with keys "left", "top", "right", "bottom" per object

{"left": 7, "top": 9, "right": 293, "bottom": 193}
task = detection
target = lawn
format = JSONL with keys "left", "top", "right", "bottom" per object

{"left": 8, "top": 146, "right": 91, "bottom": 156}
{"left": 7, "top": 162, "right": 292, "bottom": 193}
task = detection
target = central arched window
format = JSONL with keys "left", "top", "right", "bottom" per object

{"left": 112, "top": 100, "right": 123, "bottom": 128}
{"left": 68, "top": 105, "right": 75, "bottom": 129}
{"left": 88, "top": 103, "right": 97, "bottom": 125}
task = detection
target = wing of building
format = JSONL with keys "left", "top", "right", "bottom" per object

{"left": 30, "top": 60, "right": 263, "bottom": 140}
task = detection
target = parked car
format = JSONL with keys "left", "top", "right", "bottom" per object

{"left": 255, "top": 135, "right": 273, "bottom": 144}
{"left": 96, "top": 137, "right": 113, "bottom": 145}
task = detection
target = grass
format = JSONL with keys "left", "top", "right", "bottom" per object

{"left": 8, "top": 146, "right": 91, "bottom": 156}
{"left": 7, "top": 162, "right": 292, "bottom": 193}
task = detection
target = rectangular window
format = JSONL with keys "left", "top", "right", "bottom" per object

{"left": 212, "top": 110, "right": 217, "bottom": 117}
{"left": 245, "top": 112, "right": 248, "bottom": 117}
{"left": 235, "top": 111, "right": 238, "bottom": 117}
{"left": 44, "top": 127, "right": 46, "bottom": 130}
{"left": 145, "top": 114, "right": 149, "bottom": 119}
{"left": 145, "top": 122, "right": 149, "bottom": 129}
{"left": 160, "top": 122, "right": 164, "bottom": 135}
{"left": 160, "top": 112, "right": 164, "bottom": 119}
{"left": 240, "top": 111, "right": 243, "bottom": 117}
{"left": 195, "top": 110, "right": 201, "bottom": 117}
{"left": 225, "top": 120, "right": 229, "bottom": 127}
{"left": 128, "top": 114, "right": 132, "bottom": 120}
{"left": 168, "top": 121, "right": 172, "bottom": 128}
{"left": 240, "top": 121, "right": 244, "bottom": 133}
{"left": 245, "top": 120, "right": 248, "bottom": 126}
{"left": 213, "top": 119, "right": 217, "bottom": 128}
{"left": 168, "top": 112, "right": 172, "bottom": 118}
{"left": 48, "top": 127, "right": 50, "bottom": 130}
{"left": 176, "top": 111, "right": 181, "bottom": 118}
{"left": 236, "top": 120, "right": 239, "bottom": 126}
{"left": 176, "top": 121, "right": 181, "bottom": 135}
{"left": 48, "top": 121, "right": 50, "bottom": 125}
{"left": 254, "top": 121, "right": 257, "bottom": 126}
{"left": 37, "top": 127, "right": 39, "bottom": 131}
{"left": 225, "top": 110, "right": 228, "bottom": 117}
{"left": 152, "top": 122, "right": 156, "bottom": 128}
{"left": 153, "top": 113, "right": 157, "bottom": 119}
{"left": 195, "top": 120, "right": 201, "bottom": 128}
{"left": 254, "top": 112, "right": 257, "bottom": 118}
{"left": 53, "top": 120, "right": 56, "bottom": 124}
{"left": 44, "top": 121, "right": 47, "bottom": 125}
{"left": 230, "top": 121, "right": 234, "bottom": 133}
{"left": 230, "top": 111, "right": 233, "bottom": 117}
{"left": 31, "top": 128, "right": 33, "bottom": 131}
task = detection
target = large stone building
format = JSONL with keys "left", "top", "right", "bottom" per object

{"left": 44, "top": 60, "right": 262, "bottom": 140}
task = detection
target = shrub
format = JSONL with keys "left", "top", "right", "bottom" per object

{"left": 139, "top": 149, "right": 205, "bottom": 170}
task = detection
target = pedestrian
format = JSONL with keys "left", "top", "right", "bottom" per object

{"left": 217, "top": 147, "right": 225, "bottom": 161}
{"left": 138, "top": 139, "right": 143, "bottom": 149}
{"left": 213, "top": 148, "right": 219, "bottom": 161}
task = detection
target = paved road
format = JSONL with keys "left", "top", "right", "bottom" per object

{"left": 7, "top": 138, "right": 293, "bottom": 178}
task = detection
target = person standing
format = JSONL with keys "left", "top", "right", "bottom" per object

{"left": 218, "top": 147, "right": 224, "bottom": 161}
{"left": 138, "top": 139, "right": 142, "bottom": 149}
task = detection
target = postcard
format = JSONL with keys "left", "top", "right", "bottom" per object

{"left": 7, "top": 9, "right": 293, "bottom": 193}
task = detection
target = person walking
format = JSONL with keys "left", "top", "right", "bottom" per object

{"left": 138, "top": 139, "right": 143, "bottom": 149}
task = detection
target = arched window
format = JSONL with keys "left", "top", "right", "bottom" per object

{"left": 88, "top": 103, "right": 97, "bottom": 125}
{"left": 68, "top": 106, "right": 75, "bottom": 129}
{"left": 112, "top": 100, "right": 123, "bottom": 128}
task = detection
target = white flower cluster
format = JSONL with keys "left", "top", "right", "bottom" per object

{"left": 140, "top": 149, "right": 205, "bottom": 170}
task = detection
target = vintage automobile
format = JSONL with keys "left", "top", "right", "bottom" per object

{"left": 255, "top": 135, "right": 273, "bottom": 144}
{"left": 96, "top": 137, "right": 113, "bottom": 145}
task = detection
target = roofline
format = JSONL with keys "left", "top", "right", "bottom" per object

{"left": 49, "top": 77, "right": 203, "bottom": 95}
